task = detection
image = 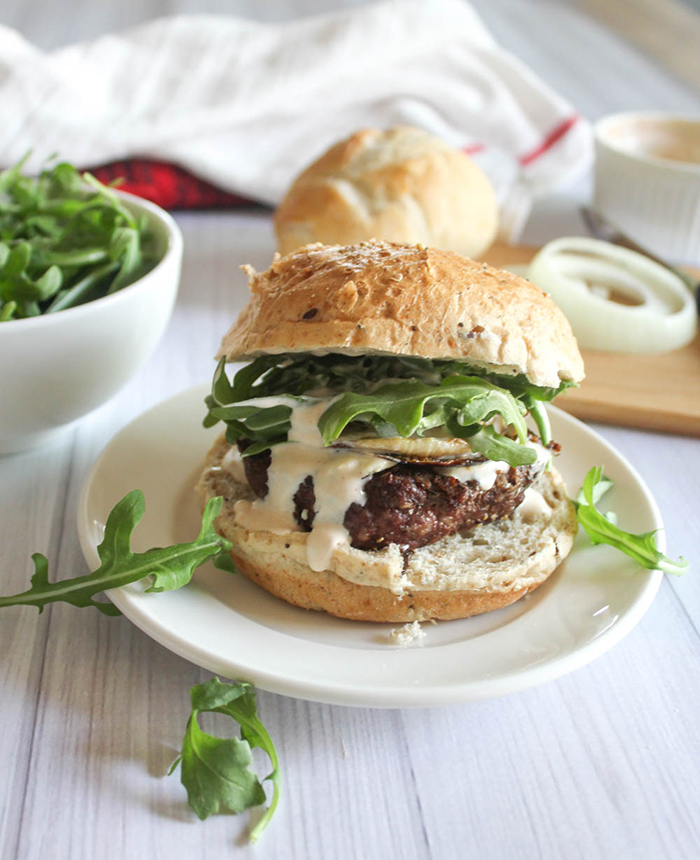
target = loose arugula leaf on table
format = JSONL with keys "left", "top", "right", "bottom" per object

{"left": 575, "top": 466, "right": 688, "bottom": 575}
{"left": 0, "top": 157, "right": 157, "bottom": 321}
{"left": 0, "top": 491, "right": 233, "bottom": 613}
{"left": 0, "top": 492, "right": 278, "bottom": 838}
{"left": 171, "top": 677, "right": 281, "bottom": 842}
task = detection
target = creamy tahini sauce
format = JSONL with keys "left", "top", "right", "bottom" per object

{"left": 527, "top": 441, "right": 553, "bottom": 470}
{"left": 437, "top": 459, "right": 509, "bottom": 490}
{"left": 222, "top": 446, "right": 247, "bottom": 484}
{"left": 233, "top": 397, "right": 391, "bottom": 571}
{"left": 231, "top": 397, "right": 554, "bottom": 571}
{"left": 435, "top": 441, "right": 551, "bottom": 490}
{"left": 517, "top": 487, "right": 552, "bottom": 522}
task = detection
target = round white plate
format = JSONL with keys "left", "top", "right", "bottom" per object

{"left": 78, "top": 384, "right": 663, "bottom": 708}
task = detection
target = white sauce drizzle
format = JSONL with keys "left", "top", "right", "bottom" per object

{"left": 221, "top": 447, "right": 247, "bottom": 484}
{"left": 232, "top": 395, "right": 298, "bottom": 410}
{"left": 435, "top": 441, "right": 552, "bottom": 490}
{"left": 517, "top": 488, "right": 552, "bottom": 522}
{"left": 231, "top": 395, "right": 556, "bottom": 569}
{"left": 436, "top": 460, "right": 509, "bottom": 490}
{"left": 234, "top": 398, "right": 391, "bottom": 570}
{"left": 527, "top": 440, "right": 553, "bottom": 469}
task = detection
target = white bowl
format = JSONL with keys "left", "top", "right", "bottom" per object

{"left": 593, "top": 112, "right": 700, "bottom": 264}
{"left": 0, "top": 192, "right": 183, "bottom": 454}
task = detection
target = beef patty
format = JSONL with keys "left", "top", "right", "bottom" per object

{"left": 240, "top": 444, "right": 537, "bottom": 552}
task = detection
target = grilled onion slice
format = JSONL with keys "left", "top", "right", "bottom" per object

{"left": 332, "top": 434, "right": 478, "bottom": 463}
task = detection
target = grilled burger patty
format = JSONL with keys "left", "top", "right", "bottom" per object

{"left": 240, "top": 444, "right": 537, "bottom": 552}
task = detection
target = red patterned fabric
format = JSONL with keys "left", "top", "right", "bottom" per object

{"left": 87, "top": 117, "right": 580, "bottom": 212}
{"left": 88, "top": 160, "right": 253, "bottom": 210}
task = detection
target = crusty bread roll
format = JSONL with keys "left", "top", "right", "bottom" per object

{"left": 274, "top": 127, "right": 499, "bottom": 259}
{"left": 220, "top": 240, "right": 585, "bottom": 389}
{"left": 198, "top": 434, "right": 578, "bottom": 623}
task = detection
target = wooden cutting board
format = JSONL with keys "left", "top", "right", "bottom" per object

{"left": 483, "top": 242, "right": 700, "bottom": 436}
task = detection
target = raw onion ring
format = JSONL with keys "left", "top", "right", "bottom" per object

{"left": 527, "top": 238, "right": 697, "bottom": 353}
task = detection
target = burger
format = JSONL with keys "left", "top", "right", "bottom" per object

{"left": 197, "top": 240, "right": 584, "bottom": 622}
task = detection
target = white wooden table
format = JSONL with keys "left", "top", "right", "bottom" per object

{"left": 1, "top": 3, "right": 699, "bottom": 859}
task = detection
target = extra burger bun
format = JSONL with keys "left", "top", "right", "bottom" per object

{"left": 219, "top": 240, "right": 585, "bottom": 389}
{"left": 274, "top": 127, "right": 498, "bottom": 259}
{"left": 198, "top": 434, "right": 578, "bottom": 623}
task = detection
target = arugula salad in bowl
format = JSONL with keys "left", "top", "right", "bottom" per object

{"left": 0, "top": 158, "right": 183, "bottom": 453}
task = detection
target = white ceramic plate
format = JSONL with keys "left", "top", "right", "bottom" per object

{"left": 78, "top": 384, "right": 663, "bottom": 708}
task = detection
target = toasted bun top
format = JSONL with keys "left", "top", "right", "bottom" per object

{"left": 219, "top": 240, "right": 585, "bottom": 388}
{"left": 273, "top": 126, "right": 498, "bottom": 260}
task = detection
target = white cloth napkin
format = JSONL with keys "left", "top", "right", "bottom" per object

{"left": 0, "top": 0, "right": 592, "bottom": 239}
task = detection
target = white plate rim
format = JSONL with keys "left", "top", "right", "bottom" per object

{"left": 77, "top": 385, "right": 664, "bottom": 708}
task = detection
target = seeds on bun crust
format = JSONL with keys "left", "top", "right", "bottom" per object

{"left": 219, "top": 240, "right": 584, "bottom": 389}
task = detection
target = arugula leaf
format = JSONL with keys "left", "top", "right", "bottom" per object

{"left": 204, "top": 356, "right": 284, "bottom": 430}
{"left": 0, "top": 491, "right": 280, "bottom": 837}
{"left": 171, "top": 677, "right": 280, "bottom": 841}
{"left": 204, "top": 353, "right": 562, "bottom": 466}
{"left": 576, "top": 470, "right": 614, "bottom": 507}
{"left": 0, "top": 300, "right": 17, "bottom": 321}
{"left": 0, "top": 156, "right": 157, "bottom": 321}
{"left": 522, "top": 397, "right": 551, "bottom": 445}
{"left": 210, "top": 355, "right": 236, "bottom": 405}
{"left": 481, "top": 372, "right": 575, "bottom": 403}
{"left": 0, "top": 492, "right": 233, "bottom": 613}
{"left": 575, "top": 467, "right": 688, "bottom": 576}
{"left": 317, "top": 376, "right": 528, "bottom": 444}
{"left": 466, "top": 425, "right": 538, "bottom": 466}
{"left": 210, "top": 402, "right": 295, "bottom": 454}
{"left": 211, "top": 352, "right": 574, "bottom": 404}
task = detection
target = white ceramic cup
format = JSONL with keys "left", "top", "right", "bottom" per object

{"left": 593, "top": 112, "right": 700, "bottom": 264}
{"left": 0, "top": 192, "right": 183, "bottom": 454}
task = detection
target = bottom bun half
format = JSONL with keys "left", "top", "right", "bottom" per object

{"left": 197, "top": 435, "right": 578, "bottom": 623}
